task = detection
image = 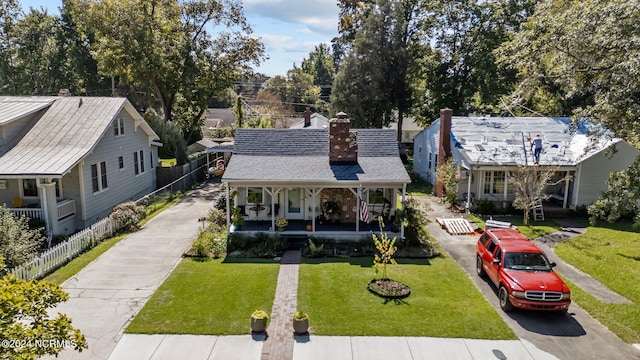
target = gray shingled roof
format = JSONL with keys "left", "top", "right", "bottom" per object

{"left": 223, "top": 128, "right": 410, "bottom": 184}
{"left": 0, "top": 97, "right": 158, "bottom": 177}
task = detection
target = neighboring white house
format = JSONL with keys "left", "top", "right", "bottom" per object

{"left": 0, "top": 96, "right": 161, "bottom": 236}
{"left": 413, "top": 109, "right": 639, "bottom": 210}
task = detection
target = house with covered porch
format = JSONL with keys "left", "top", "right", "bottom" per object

{"left": 0, "top": 95, "right": 160, "bottom": 236}
{"left": 414, "top": 109, "right": 639, "bottom": 214}
{"left": 222, "top": 113, "right": 411, "bottom": 239}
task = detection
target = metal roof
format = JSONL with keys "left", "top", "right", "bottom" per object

{"left": 0, "top": 96, "right": 56, "bottom": 125}
{"left": 444, "top": 116, "right": 622, "bottom": 167}
{"left": 0, "top": 97, "right": 158, "bottom": 177}
{"left": 223, "top": 128, "right": 410, "bottom": 184}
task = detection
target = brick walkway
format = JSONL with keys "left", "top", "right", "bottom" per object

{"left": 260, "top": 250, "right": 301, "bottom": 360}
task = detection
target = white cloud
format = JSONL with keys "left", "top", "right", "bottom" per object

{"left": 243, "top": 0, "right": 339, "bottom": 36}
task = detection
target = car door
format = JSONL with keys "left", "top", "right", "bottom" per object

{"left": 487, "top": 245, "right": 503, "bottom": 285}
{"left": 483, "top": 240, "right": 501, "bottom": 285}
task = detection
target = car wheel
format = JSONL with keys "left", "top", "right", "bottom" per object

{"left": 476, "top": 256, "right": 486, "bottom": 277}
{"left": 499, "top": 286, "right": 514, "bottom": 312}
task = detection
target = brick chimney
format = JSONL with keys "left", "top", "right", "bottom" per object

{"left": 436, "top": 108, "right": 453, "bottom": 197}
{"left": 329, "top": 112, "right": 358, "bottom": 164}
{"left": 304, "top": 107, "right": 311, "bottom": 127}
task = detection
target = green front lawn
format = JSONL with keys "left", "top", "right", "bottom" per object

{"left": 126, "top": 258, "right": 279, "bottom": 335}
{"left": 297, "top": 257, "right": 515, "bottom": 339}
{"left": 554, "top": 222, "right": 640, "bottom": 344}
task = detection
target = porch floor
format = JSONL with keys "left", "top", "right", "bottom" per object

{"left": 236, "top": 219, "right": 396, "bottom": 234}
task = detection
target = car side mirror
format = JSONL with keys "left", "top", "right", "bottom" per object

{"left": 492, "top": 258, "right": 501, "bottom": 265}
{"left": 550, "top": 262, "right": 557, "bottom": 267}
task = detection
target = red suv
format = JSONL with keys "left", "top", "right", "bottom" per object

{"left": 476, "top": 228, "right": 571, "bottom": 312}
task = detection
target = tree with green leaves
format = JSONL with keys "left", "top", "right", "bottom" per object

{"left": 372, "top": 217, "right": 397, "bottom": 279}
{"left": 300, "top": 44, "right": 335, "bottom": 102}
{"left": 0, "top": 205, "right": 42, "bottom": 269}
{"left": 259, "top": 66, "right": 322, "bottom": 113}
{"left": 499, "top": 0, "right": 640, "bottom": 137}
{"left": 588, "top": 158, "right": 640, "bottom": 226}
{"left": 332, "top": 0, "right": 428, "bottom": 136}
{"left": 0, "top": 255, "right": 88, "bottom": 359}
{"left": 69, "top": 0, "right": 264, "bottom": 144}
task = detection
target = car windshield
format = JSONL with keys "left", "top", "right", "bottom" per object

{"left": 504, "top": 252, "right": 551, "bottom": 271}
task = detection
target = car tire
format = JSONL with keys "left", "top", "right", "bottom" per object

{"left": 499, "top": 286, "right": 514, "bottom": 312}
{"left": 476, "top": 256, "right": 486, "bottom": 277}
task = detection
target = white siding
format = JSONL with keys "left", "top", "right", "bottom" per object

{"left": 575, "top": 142, "right": 639, "bottom": 206}
{"left": 80, "top": 110, "right": 156, "bottom": 224}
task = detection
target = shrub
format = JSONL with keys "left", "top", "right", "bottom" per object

{"left": 475, "top": 199, "right": 496, "bottom": 215}
{"left": 110, "top": 202, "right": 146, "bottom": 232}
{"left": 303, "top": 238, "right": 330, "bottom": 258}
{"left": 208, "top": 208, "right": 227, "bottom": 228}
{"left": 213, "top": 193, "right": 227, "bottom": 210}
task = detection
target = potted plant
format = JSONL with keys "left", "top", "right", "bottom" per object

{"left": 247, "top": 192, "right": 260, "bottom": 205}
{"left": 275, "top": 217, "right": 288, "bottom": 231}
{"left": 251, "top": 310, "right": 269, "bottom": 333}
{"left": 292, "top": 311, "right": 309, "bottom": 335}
{"left": 232, "top": 207, "right": 244, "bottom": 231}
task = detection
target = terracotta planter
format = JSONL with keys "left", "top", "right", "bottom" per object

{"left": 251, "top": 318, "right": 268, "bottom": 333}
{"left": 306, "top": 224, "right": 312, "bottom": 231}
{"left": 293, "top": 318, "right": 309, "bottom": 334}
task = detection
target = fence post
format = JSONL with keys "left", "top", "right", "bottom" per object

{"left": 39, "top": 255, "right": 44, "bottom": 279}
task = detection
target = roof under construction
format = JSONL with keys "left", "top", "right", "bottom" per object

{"left": 446, "top": 116, "right": 620, "bottom": 168}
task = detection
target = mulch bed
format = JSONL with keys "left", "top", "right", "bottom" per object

{"left": 367, "top": 278, "right": 411, "bottom": 299}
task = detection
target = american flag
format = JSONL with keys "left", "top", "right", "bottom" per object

{"left": 359, "top": 188, "right": 370, "bottom": 223}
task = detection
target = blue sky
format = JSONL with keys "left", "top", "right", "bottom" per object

{"left": 18, "top": 0, "right": 340, "bottom": 77}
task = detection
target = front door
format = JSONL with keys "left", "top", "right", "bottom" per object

{"left": 285, "top": 188, "right": 304, "bottom": 219}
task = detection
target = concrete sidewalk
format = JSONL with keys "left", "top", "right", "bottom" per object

{"left": 47, "top": 181, "right": 221, "bottom": 360}
{"left": 109, "top": 334, "right": 559, "bottom": 360}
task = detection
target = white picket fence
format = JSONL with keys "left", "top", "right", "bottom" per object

{"left": 10, "top": 217, "right": 122, "bottom": 280}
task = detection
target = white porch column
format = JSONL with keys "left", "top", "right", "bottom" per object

{"left": 225, "top": 182, "right": 230, "bottom": 231}
{"left": 401, "top": 184, "right": 406, "bottom": 239}
{"left": 466, "top": 168, "right": 472, "bottom": 213}
{"left": 305, "top": 188, "right": 320, "bottom": 232}
{"left": 563, "top": 170, "right": 571, "bottom": 209}
{"left": 36, "top": 179, "right": 57, "bottom": 235}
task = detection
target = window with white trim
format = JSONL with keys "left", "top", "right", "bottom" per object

{"left": 91, "top": 161, "right": 108, "bottom": 193}
{"left": 134, "top": 150, "right": 145, "bottom": 175}
{"left": 113, "top": 118, "right": 124, "bottom": 136}
{"left": 483, "top": 171, "right": 509, "bottom": 195}
{"left": 22, "top": 179, "right": 38, "bottom": 197}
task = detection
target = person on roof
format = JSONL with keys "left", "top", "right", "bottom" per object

{"left": 531, "top": 134, "right": 543, "bottom": 164}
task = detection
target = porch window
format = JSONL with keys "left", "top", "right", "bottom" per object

{"left": 91, "top": 161, "right": 108, "bottom": 193}
{"left": 22, "top": 179, "right": 37, "bottom": 197}
{"left": 247, "top": 187, "right": 263, "bottom": 204}
{"left": 483, "top": 171, "right": 511, "bottom": 195}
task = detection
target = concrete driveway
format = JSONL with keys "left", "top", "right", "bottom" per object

{"left": 44, "top": 181, "right": 221, "bottom": 360}
{"left": 419, "top": 196, "right": 640, "bottom": 360}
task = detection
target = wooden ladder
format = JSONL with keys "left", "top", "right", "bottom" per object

{"left": 532, "top": 200, "right": 544, "bottom": 221}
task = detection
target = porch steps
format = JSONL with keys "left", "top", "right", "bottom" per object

{"left": 436, "top": 218, "right": 476, "bottom": 235}
{"left": 280, "top": 234, "right": 309, "bottom": 250}
{"left": 533, "top": 200, "right": 545, "bottom": 221}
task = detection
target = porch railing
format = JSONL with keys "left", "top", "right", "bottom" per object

{"left": 8, "top": 207, "right": 43, "bottom": 220}
{"left": 8, "top": 199, "right": 76, "bottom": 222}
{"left": 56, "top": 199, "right": 75, "bottom": 220}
